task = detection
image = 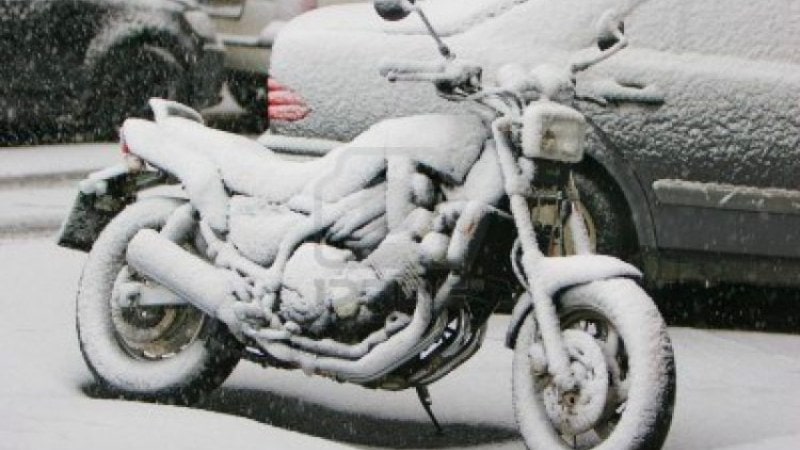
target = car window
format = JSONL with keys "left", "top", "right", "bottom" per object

{"left": 627, "top": 0, "right": 800, "bottom": 64}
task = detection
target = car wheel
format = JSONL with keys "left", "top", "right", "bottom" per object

{"left": 86, "top": 43, "right": 188, "bottom": 138}
{"left": 532, "top": 168, "right": 638, "bottom": 262}
{"left": 573, "top": 169, "right": 638, "bottom": 260}
{"left": 227, "top": 71, "right": 268, "bottom": 118}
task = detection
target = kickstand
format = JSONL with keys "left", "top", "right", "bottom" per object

{"left": 415, "top": 386, "right": 444, "bottom": 435}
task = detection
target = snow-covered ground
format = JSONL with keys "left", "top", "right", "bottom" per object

{"left": 1, "top": 237, "right": 799, "bottom": 450}
{"left": 0, "top": 143, "right": 118, "bottom": 237}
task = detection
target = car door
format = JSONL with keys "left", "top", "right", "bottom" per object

{"left": 590, "top": 0, "right": 800, "bottom": 259}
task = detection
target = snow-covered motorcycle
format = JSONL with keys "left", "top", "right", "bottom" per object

{"left": 59, "top": 0, "right": 675, "bottom": 448}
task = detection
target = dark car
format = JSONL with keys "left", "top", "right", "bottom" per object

{"left": 268, "top": 0, "right": 800, "bottom": 288}
{"left": 0, "top": 0, "right": 225, "bottom": 137}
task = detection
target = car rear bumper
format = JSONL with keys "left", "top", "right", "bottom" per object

{"left": 189, "top": 41, "right": 226, "bottom": 108}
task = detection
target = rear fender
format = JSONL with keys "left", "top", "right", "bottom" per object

{"left": 57, "top": 168, "right": 164, "bottom": 252}
{"left": 120, "top": 117, "right": 229, "bottom": 232}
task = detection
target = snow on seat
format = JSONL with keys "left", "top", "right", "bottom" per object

{"left": 123, "top": 117, "right": 339, "bottom": 214}
{"left": 121, "top": 113, "right": 487, "bottom": 231}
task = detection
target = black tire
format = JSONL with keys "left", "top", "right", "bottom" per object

{"left": 76, "top": 197, "right": 241, "bottom": 405}
{"left": 85, "top": 43, "right": 188, "bottom": 138}
{"left": 227, "top": 71, "right": 268, "bottom": 117}
{"left": 513, "top": 278, "right": 676, "bottom": 450}
{"left": 572, "top": 168, "right": 638, "bottom": 262}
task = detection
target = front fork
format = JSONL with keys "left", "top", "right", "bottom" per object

{"left": 493, "top": 118, "right": 591, "bottom": 390}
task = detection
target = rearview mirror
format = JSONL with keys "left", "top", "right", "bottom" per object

{"left": 595, "top": 9, "right": 625, "bottom": 49}
{"left": 598, "top": 22, "right": 624, "bottom": 50}
{"left": 374, "top": 0, "right": 415, "bottom": 22}
{"left": 571, "top": 9, "right": 629, "bottom": 72}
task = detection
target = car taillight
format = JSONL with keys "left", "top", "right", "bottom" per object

{"left": 120, "top": 132, "right": 130, "bottom": 155}
{"left": 120, "top": 131, "right": 144, "bottom": 172}
{"left": 268, "top": 78, "right": 311, "bottom": 122}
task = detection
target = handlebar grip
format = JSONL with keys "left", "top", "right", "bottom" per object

{"left": 384, "top": 72, "right": 446, "bottom": 83}
{"left": 378, "top": 58, "right": 446, "bottom": 77}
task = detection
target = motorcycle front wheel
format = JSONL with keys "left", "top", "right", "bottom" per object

{"left": 513, "top": 278, "right": 675, "bottom": 450}
{"left": 76, "top": 197, "right": 241, "bottom": 405}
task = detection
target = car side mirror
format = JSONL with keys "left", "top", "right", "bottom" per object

{"left": 374, "top": 0, "right": 415, "bottom": 22}
{"left": 571, "top": 9, "right": 629, "bottom": 73}
{"left": 598, "top": 22, "right": 624, "bottom": 51}
{"left": 594, "top": 9, "right": 625, "bottom": 49}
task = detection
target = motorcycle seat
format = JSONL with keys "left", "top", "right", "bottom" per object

{"left": 122, "top": 113, "right": 488, "bottom": 231}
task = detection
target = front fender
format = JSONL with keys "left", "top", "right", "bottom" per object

{"left": 504, "top": 254, "right": 642, "bottom": 349}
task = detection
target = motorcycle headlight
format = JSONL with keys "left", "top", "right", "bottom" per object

{"left": 183, "top": 10, "right": 217, "bottom": 42}
{"left": 521, "top": 102, "right": 587, "bottom": 163}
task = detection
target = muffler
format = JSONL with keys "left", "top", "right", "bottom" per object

{"left": 126, "top": 229, "right": 236, "bottom": 318}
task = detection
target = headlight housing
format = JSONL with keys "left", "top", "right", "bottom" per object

{"left": 183, "top": 10, "right": 217, "bottom": 42}
{"left": 521, "top": 102, "right": 587, "bottom": 163}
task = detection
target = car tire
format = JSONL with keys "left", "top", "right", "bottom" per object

{"left": 534, "top": 167, "right": 638, "bottom": 262}
{"left": 227, "top": 71, "right": 268, "bottom": 118}
{"left": 85, "top": 43, "right": 188, "bottom": 138}
{"left": 571, "top": 167, "right": 639, "bottom": 262}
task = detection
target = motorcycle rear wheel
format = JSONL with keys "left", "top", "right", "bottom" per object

{"left": 76, "top": 197, "right": 241, "bottom": 405}
{"left": 513, "top": 278, "right": 675, "bottom": 450}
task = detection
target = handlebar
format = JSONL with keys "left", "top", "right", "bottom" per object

{"left": 378, "top": 58, "right": 451, "bottom": 83}
{"left": 379, "top": 58, "right": 483, "bottom": 96}
{"left": 378, "top": 59, "right": 447, "bottom": 77}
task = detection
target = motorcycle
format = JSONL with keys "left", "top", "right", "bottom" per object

{"left": 59, "top": 0, "right": 675, "bottom": 448}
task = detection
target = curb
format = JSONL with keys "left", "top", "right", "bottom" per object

{"left": 0, "top": 216, "right": 63, "bottom": 239}
{"left": 0, "top": 170, "right": 93, "bottom": 188}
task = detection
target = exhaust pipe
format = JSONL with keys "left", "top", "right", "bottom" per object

{"left": 126, "top": 229, "right": 235, "bottom": 318}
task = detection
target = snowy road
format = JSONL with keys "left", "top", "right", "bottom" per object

{"left": 1, "top": 238, "right": 799, "bottom": 450}
{"left": 0, "top": 143, "right": 119, "bottom": 237}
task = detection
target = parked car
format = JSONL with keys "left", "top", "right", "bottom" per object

{"left": 201, "top": 0, "right": 357, "bottom": 117}
{"left": 0, "top": 0, "right": 224, "bottom": 137}
{"left": 268, "top": 0, "right": 800, "bottom": 287}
